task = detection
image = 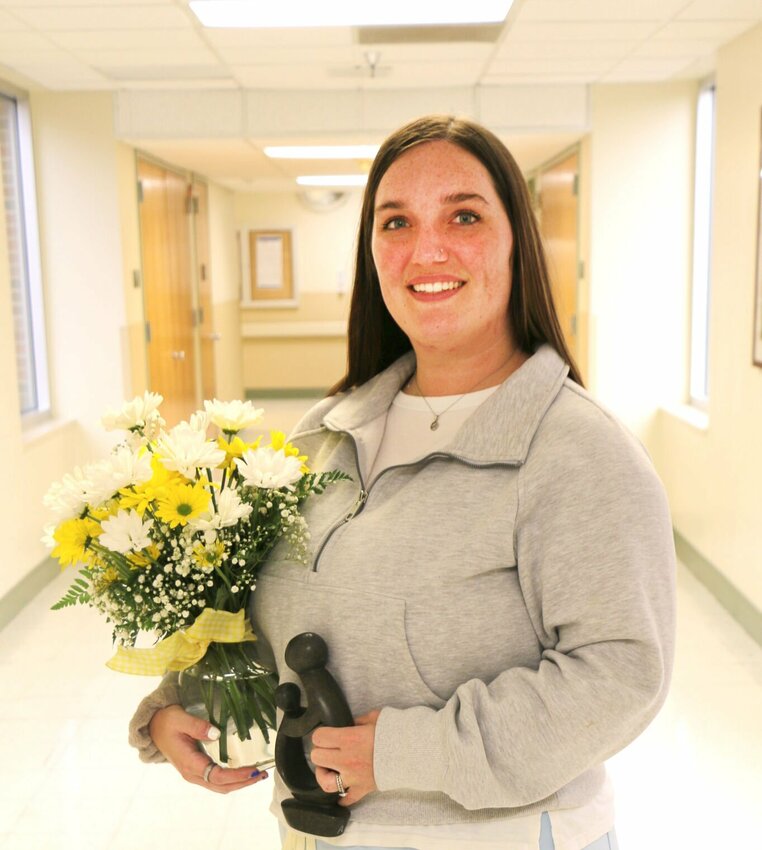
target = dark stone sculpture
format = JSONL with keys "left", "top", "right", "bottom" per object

{"left": 275, "top": 632, "right": 354, "bottom": 837}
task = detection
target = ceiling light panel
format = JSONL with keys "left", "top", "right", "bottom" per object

{"left": 190, "top": 0, "right": 513, "bottom": 28}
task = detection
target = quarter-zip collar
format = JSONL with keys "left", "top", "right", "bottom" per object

{"left": 308, "top": 345, "right": 570, "bottom": 467}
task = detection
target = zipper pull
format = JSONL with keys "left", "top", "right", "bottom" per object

{"left": 343, "top": 489, "right": 368, "bottom": 522}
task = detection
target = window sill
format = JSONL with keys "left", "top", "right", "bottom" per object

{"left": 22, "top": 415, "right": 76, "bottom": 448}
{"left": 660, "top": 403, "right": 709, "bottom": 432}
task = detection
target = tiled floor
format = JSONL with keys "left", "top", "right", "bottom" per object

{"left": 1, "top": 561, "right": 760, "bottom": 849}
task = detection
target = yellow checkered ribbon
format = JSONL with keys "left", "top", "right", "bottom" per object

{"left": 106, "top": 608, "right": 256, "bottom": 676}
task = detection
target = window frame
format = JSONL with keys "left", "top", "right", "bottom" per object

{"left": 1, "top": 80, "right": 50, "bottom": 424}
{"left": 688, "top": 79, "right": 716, "bottom": 411}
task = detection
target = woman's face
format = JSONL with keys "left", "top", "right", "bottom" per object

{"left": 371, "top": 140, "right": 514, "bottom": 359}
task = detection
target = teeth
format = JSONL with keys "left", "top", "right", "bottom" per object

{"left": 411, "top": 280, "right": 464, "bottom": 293}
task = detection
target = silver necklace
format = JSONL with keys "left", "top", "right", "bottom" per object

{"left": 410, "top": 349, "right": 519, "bottom": 431}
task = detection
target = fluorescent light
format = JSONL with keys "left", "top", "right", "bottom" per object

{"left": 265, "top": 145, "right": 380, "bottom": 160}
{"left": 297, "top": 175, "right": 368, "bottom": 187}
{"left": 190, "top": 1, "right": 512, "bottom": 28}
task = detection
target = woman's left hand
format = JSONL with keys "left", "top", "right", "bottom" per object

{"left": 312, "top": 709, "right": 380, "bottom": 806}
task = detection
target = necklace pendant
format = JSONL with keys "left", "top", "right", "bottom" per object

{"left": 430, "top": 417, "right": 440, "bottom": 431}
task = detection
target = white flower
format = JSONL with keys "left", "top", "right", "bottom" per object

{"left": 189, "top": 487, "right": 253, "bottom": 532}
{"left": 84, "top": 446, "right": 153, "bottom": 505}
{"left": 154, "top": 422, "right": 226, "bottom": 478}
{"left": 101, "top": 392, "right": 165, "bottom": 433}
{"left": 99, "top": 509, "right": 154, "bottom": 554}
{"left": 204, "top": 399, "right": 264, "bottom": 433}
{"left": 43, "top": 467, "right": 92, "bottom": 519}
{"left": 188, "top": 410, "right": 211, "bottom": 433}
{"left": 41, "top": 524, "right": 56, "bottom": 549}
{"left": 236, "top": 446, "right": 303, "bottom": 490}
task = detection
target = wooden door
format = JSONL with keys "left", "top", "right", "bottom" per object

{"left": 192, "top": 180, "right": 216, "bottom": 402}
{"left": 137, "top": 158, "right": 197, "bottom": 426}
{"left": 537, "top": 152, "right": 580, "bottom": 368}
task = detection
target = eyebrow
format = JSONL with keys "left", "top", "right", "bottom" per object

{"left": 374, "top": 191, "right": 490, "bottom": 215}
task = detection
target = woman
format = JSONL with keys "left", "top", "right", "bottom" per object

{"left": 131, "top": 116, "right": 676, "bottom": 850}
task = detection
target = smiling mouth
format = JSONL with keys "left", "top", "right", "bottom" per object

{"left": 410, "top": 280, "right": 465, "bottom": 294}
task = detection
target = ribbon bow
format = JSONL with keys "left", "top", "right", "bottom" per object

{"left": 107, "top": 608, "right": 256, "bottom": 676}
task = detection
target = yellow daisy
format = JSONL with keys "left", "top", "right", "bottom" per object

{"left": 52, "top": 517, "right": 103, "bottom": 567}
{"left": 127, "top": 543, "right": 161, "bottom": 569}
{"left": 217, "top": 434, "right": 260, "bottom": 470}
{"left": 192, "top": 539, "right": 227, "bottom": 570}
{"left": 268, "top": 430, "right": 310, "bottom": 473}
{"left": 119, "top": 455, "right": 183, "bottom": 515}
{"left": 155, "top": 481, "right": 211, "bottom": 528}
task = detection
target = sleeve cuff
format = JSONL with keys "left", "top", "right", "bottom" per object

{"left": 373, "top": 705, "right": 448, "bottom": 793}
{"left": 127, "top": 675, "right": 181, "bottom": 764}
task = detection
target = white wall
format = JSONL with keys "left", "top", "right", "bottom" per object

{"left": 0, "top": 92, "right": 128, "bottom": 598}
{"left": 653, "top": 25, "right": 762, "bottom": 612}
{"left": 588, "top": 81, "right": 696, "bottom": 442}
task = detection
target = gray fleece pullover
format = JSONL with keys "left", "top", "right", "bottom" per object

{"left": 129, "top": 345, "right": 675, "bottom": 827}
{"left": 251, "top": 345, "right": 676, "bottom": 825}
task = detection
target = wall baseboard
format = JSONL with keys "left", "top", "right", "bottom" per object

{"left": 0, "top": 557, "right": 58, "bottom": 632}
{"left": 674, "top": 530, "right": 762, "bottom": 648}
{"left": 245, "top": 387, "right": 326, "bottom": 400}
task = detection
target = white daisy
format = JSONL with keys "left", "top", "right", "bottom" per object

{"left": 235, "top": 446, "right": 303, "bottom": 490}
{"left": 190, "top": 487, "right": 253, "bottom": 532}
{"left": 154, "top": 422, "right": 226, "bottom": 478}
{"left": 204, "top": 399, "right": 264, "bottom": 433}
{"left": 99, "top": 509, "right": 154, "bottom": 554}
{"left": 101, "top": 391, "right": 165, "bottom": 433}
{"left": 43, "top": 467, "right": 92, "bottom": 519}
{"left": 84, "top": 446, "right": 153, "bottom": 505}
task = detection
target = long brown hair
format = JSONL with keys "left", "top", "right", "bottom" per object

{"left": 329, "top": 115, "right": 583, "bottom": 393}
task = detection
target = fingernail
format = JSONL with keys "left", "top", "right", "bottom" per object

{"left": 250, "top": 769, "right": 261, "bottom": 777}
{"left": 207, "top": 726, "right": 221, "bottom": 741}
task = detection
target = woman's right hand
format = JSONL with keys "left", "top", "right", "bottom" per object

{"left": 148, "top": 704, "right": 269, "bottom": 794}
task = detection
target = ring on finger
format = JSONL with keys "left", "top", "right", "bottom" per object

{"left": 335, "top": 772, "right": 348, "bottom": 797}
{"left": 202, "top": 761, "right": 216, "bottom": 783}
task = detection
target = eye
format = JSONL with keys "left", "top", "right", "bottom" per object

{"left": 381, "top": 215, "right": 409, "bottom": 231}
{"left": 453, "top": 210, "right": 480, "bottom": 225}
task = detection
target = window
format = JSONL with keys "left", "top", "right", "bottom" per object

{"left": 0, "top": 86, "right": 49, "bottom": 419}
{"left": 689, "top": 82, "right": 716, "bottom": 407}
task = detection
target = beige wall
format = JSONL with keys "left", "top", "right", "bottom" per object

{"left": 588, "top": 81, "right": 696, "bottom": 440}
{"left": 653, "top": 25, "right": 762, "bottom": 611}
{"left": 235, "top": 190, "right": 361, "bottom": 391}
{"left": 0, "top": 91, "right": 127, "bottom": 598}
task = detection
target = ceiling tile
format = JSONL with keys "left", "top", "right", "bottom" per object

{"left": 78, "top": 45, "right": 220, "bottom": 67}
{"left": 653, "top": 20, "right": 754, "bottom": 40}
{"left": 497, "top": 39, "right": 639, "bottom": 59}
{"left": 505, "top": 20, "right": 662, "bottom": 41}
{"left": 678, "top": 0, "right": 762, "bottom": 20}
{"left": 487, "top": 56, "right": 617, "bottom": 76}
{"left": 603, "top": 56, "right": 697, "bottom": 81}
{"left": 632, "top": 39, "right": 722, "bottom": 59}
{"left": 0, "top": 31, "right": 59, "bottom": 49}
{"left": 9, "top": 4, "right": 191, "bottom": 30}
{"left": 217, "top": 45, "right": 362, "bottom": 67}
{"left": 517, "top": 0, "right": 688, "bottom": 22}
{"left": 482, "top": 72, "right": 602, "bottom": 84}
{"left": 48, "top": 28, "right": 208, "bottom": 50}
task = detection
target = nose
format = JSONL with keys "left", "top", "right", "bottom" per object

{"left": 411, "top": 226, "right": 448, "bottom": 264}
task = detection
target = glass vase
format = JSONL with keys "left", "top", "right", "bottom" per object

{"left": 178, "top": 640, "right": 278, "bottom": 768}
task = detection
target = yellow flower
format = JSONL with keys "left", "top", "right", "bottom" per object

{"left": 217, "top": 435, "right": 260, "bottom": 470}
{"left": 119, "top": 456, "right": 183, "bottom": 515}
{"left": 268, "top": 430, "right": 310, "bottom": 473}
{"left": 127, "top": 543, "right": 161, "bottom": 569}
{"left": 192, "top": 539, "right": 226, "bottom": 570}
{"left": 52, "top": 517, "right": 103, "bottom": 567}
{"left": 155, "top": 482, "right": 211, "bottom": 528}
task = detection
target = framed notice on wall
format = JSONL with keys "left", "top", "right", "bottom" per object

{"left": 242, "top": 229, "right": 296, "bottom": 306}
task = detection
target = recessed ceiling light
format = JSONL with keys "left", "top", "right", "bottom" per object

{"left": 190, "top": 1, "right": 513, "bottom": 28}
{"left": 297, "top": 175, "right": 368, "bottom": 187}
{"left": 265, "top": 145, "right": 380, "bottom": 160}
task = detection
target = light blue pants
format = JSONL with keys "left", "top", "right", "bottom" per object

{"left": 301, "top": 812, "right": 619, "bottom": 850}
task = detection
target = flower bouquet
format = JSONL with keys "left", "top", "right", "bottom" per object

{"left": 45, "top": 392, "right": 348, "bottom": 766}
